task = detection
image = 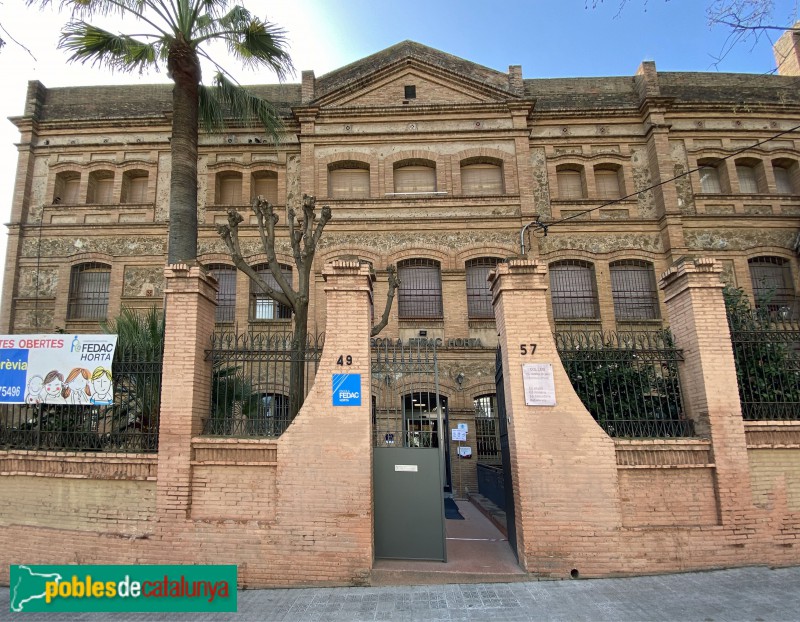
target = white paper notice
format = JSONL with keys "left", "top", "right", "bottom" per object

{"left": 522, "top": 363, "right": 556, "bottom": 406}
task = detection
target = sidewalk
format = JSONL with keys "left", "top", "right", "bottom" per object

{"left": 2, "top": 565, "right": 799, "bottom": 621}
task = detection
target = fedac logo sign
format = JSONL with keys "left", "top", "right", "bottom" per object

{"left": 9, "top": 565, "right": 237, "bottom": 613}
{"left": 332, "top": 373, "right": 361, "bottom": 406}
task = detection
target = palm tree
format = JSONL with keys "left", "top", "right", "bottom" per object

{"left": 31, "top": 0, "right": 293, "bottom": 264}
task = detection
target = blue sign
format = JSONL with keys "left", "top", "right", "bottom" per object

{"left": 332, "top": 373, "right": 361, "bottom": 406}
{"left": 0, "top": 349, "right": 29, "bottom": 402}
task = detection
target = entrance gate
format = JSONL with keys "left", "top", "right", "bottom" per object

{"left": 495, "top": 346, "right": 517, "bottom": 559}
{"left": 371, "top": 341, "right": 447, "bottom": 561}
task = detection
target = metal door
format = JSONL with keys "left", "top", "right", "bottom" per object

{"left": 495, "top": 346, "right": 517, "bottom": 559}
{"left": 372, "top": 341, "right": 446, "bottom": 561}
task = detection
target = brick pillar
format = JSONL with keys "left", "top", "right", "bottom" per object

{"left": 489, "top": 259, "right": 621, "bottom": 577}
{"left": 156, "top": 264, "right": 217, "bottom": 524}
{"left": 659, "top": 258, "right": 753, "bottom": 523}
{"left": 275, "top": 259, "right": 374, "bottom": 582}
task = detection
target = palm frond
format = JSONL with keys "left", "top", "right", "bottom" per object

{"left": 60, "top": 20, "right": 160, "bottom": 72}
{"left": 206, "top": 12, "right": 293, "bottom": 79}
{"left": 199, "top": 72, "right": 284, "bottom": 141}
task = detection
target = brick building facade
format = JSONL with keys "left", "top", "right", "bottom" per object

{"left": 1, "top": 36, "right": 799, "bottom": 584}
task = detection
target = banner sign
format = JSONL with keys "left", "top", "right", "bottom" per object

{"left": 9, "top": 564, "right": 237, "bottom": 613}
{"left": 0, "top": 334, "right": 117, "bottom": 405}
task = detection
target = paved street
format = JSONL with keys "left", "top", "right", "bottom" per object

{"left": 2, "top": 565, "right": 799, "bottom": 621}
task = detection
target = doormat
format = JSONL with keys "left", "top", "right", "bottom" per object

{"left": 444, "top": 497, "right": 465, "bottom": 520}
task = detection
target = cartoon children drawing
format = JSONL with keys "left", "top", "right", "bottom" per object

{"left": 42, "top": 370, "right": 67, "bottom": 404}
{"left": 90, "top": 367, "right": 113, "bottom": 405}
{"left": 64, "top": 367, "right": 92, "bottom": 405}
{"left": 25, "top": 375, "right": 44, "bottom": 404}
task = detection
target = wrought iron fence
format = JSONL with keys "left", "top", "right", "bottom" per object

{"left": 203, "top": 330, "right": 324, "bottom": 437}
{"left": 476, "top": 463, "right": 506, "bottom": 511}
{"left": 555, "top": 329, "right": 693, "bottom": 438}
{"left": 0, "top": 348, "right": 161, "bottom": 453}
{"left": 728, "top": 314, "right": 800, "bottom": 420}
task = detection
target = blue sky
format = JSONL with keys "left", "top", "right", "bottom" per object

{"left": 0, "top": 0, "right": 797, "bottom": 301}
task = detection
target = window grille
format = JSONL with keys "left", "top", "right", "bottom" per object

{"left": 549, "top": 260, "right": 599, "bottom": 320}
{"left": 474, "top": 394, "right": 501, "bottom": 463}
{"left": 252, "top": 173, "right": 278, "bottom": 203}
{"left": 461, "top": 163, "right": 503, "bottom": 195}
{"left": 208, "top": 264, "right": 237, "bottom": 323}
{"left": 773, "top": 165, "right": 794, "bottom": 194}
{"left": 329, "top": 167, "right": 369, "bottom": 198}
{"left": 557, "top": 169, "right": 584, "bottom": 199}
{"left": 466, "top": 257, "right": 501, "bottom": 318}
{"left": 398, "top": 259, "right": 443, "bottom": 319}
{"left": 251, "top": 264, "right": 292, "bottom": 320}
{"left": 394, "top": 165, "right": 436, "bottom": 192}
{"left": 736, "top": 164, "right": 760, "bottom": 193}
{"left": 595, "top": 169, "right": 621, "bottom": 199}
{"left": 749, "top": 257, "right": 795, "bottom": 314}
{"left": 610, "top": 260, "right": 660, "bottom": 320}
{"left": 699, "top": 165, "right": 722, "bottom": 193}
{"left": 67, "top": 263, "right": 111, "bottom": 320}
{"left": 217, "top": 173, "right": 242, "bottom": 204}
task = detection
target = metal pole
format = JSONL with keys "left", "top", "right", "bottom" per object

{"left": 432, "top": 340, "right": 447, "bottom": 562}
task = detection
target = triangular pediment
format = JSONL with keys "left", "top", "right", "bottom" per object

{"left": 312, "top": 41, "right": 518, "bottom": 107}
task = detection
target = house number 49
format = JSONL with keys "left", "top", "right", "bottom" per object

{"left": 337, "top": 355, "right": 353, "bottom": 366}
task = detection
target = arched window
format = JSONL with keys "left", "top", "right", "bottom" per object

{"left": 594, "top": 165, "right": 623, "bottom": 199}
{"left": 216, "top": 172, "right": 243, "bottom": 204}
{"left": 207, "top": 264, "right": 237, "bottom": 323}
{"left": 394, "top": 164, "right": 436, "bottom": 193}
{"left": 748, "top": 256, "right": 795, "bottom": 314}
{"left": 329, "top": 162, "right": 369, "bottom": 198}
{"left": 68, "top": 263, "right": 111, "bottom": 320}
{"left": 87, "top": 171, "right": 114, "bottom": 204}
{"left": 466, "top": 257, "right": 501, "bottom": 319}
{"left": 461, "top": 163, "right": 503, "bottom": 195}
{"left": 397, "top": 259, "right": 443, "bottom": 319}
{"left": 474, "top": 394, "right": 500, "bottom": 464}
{"left": 610, "top": 260, "right": 660, "bottom": 320}
{"left": 556, "top": 166, "right": 585, "bottom": 199}
{"left": 250, "top": 263, "right": 292, "bottom": 320}
{"left": 251, "top": 171, "right": 278, "bottom": 204}
{"left": 122, "top": 170, "right": 149, "bottom": 203}
{"left": 549, "top": 260, "right": 599, "bottom": 320}
{"left": 54, "top": 171, "right": 81, "bottom": 204}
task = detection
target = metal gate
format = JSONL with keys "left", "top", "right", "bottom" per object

{"left": 495, "top": 346, "right": 517, "bottom": 559}
{"left": 372, "top": 340, "right": 446, "bottom": 561}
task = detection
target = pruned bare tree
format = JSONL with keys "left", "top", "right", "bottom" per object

{"left": 218, "top": 194, "right": 400, "bottom": 418}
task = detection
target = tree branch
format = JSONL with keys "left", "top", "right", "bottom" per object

{"left": 251, "top": 196, "right": 296, "bottom": 304}
{"left": 371, "top": 265, "right": 401, "bottom": 337}
{"left": 216, "top": 208, "right": 293, "bottom": 308}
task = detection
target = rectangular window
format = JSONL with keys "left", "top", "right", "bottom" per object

{"left": 126, "top": 176, "right": 148, "bottom": 203}
{"left": 394, "top": 166, "right": 436, "bottom": 193}
{"left": 209, "top": 266, "right": 237, "bottom": 323}
{"left": 699, "top": 166, "right": 722, "bottom": 193}
{"left": 595, "top": 170, "right": 621, "bottom": 199}
{"left": 398, "top": 259, "right": 443, "bottom": 319}
{"left": 219, "top": 176, "right": 242, "bottom": 204}
{"left": 68, "top": 264, "right": 111, "bottom": 320}
{"left": 461, "top": 164, "right": 503, "bottom": 195}
{"left": 474, "top": 395, "right": 500, "bottom": 464}
{"left": 63, "top": 179, "right": 80, "bottom": 204}
{"left": 404, "top": 85, "right": 416, "bottom": 99}
{"left": 557, "top": 170, "right": 583, "bottom": 199}
{"left": 251, "top": 265, "right": 292, "bottom": 320}
{"left": 549, "top": 261, "right": 599, "bottom": 320}
{"left": 466, "top": 258, "right": 500, "bottom": 319}
{"left": 749, "top": 257, "right": 795, "bottom": 313}
{"left": 329, "top": 168, "right": 369, "bottom": 198}
{"left": 737, "top": 165, "right": 759, "bottom": 193}
{"left": 774, "top": 166, "right": 793, "bottom": 194}
{"left": 252, "top": 175, "right": 278, "bottom": 204}
{"left": 610, "top": 261, "right": 660, "bottom": 320}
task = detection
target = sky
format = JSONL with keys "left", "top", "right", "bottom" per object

{"left": 0, "top": 0, "right": 798, "bottom": 305}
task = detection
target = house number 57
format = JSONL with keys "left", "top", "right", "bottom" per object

{"left": 519, "top": 344, "right": 537, "bottom": 356}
